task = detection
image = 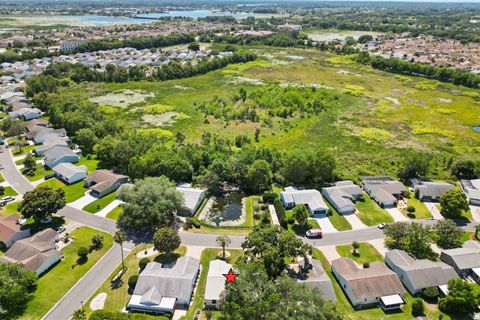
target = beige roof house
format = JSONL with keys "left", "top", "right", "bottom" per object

{"left": 0, "top": 214, "right": 30, "bottom": 248}
{"left": 0, "top": 228, "right": 61, "bottom": 275}
{"left": 84, "top": 169, "right": 129, "bottom": 198}
{"left": 332, "top": 257, "right": 405, "bottom": 310}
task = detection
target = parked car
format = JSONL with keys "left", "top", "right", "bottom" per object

{"left": 56, "top": 226, "right": 66, "bottom": 234}
{"left": 306, "top": 229, "right": 323, "bottom": 239}
{"left": 378, "top": 222, "right": 389, "bottom": 229}
{"left": 1, "top": 196, "right": 15, "bottom": 203}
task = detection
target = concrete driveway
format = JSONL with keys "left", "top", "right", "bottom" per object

{"left": 69, "top": 193, "right": 97, "bottom": 209}
{"left": 385, "top": 207, "right": 409, "bottom": 222}
{"left": 313, "top": 216, "right": 337, "bottom": 233}
{"left": 318, "top": 245, "right": 341, "bottom": 264}
{"left": 470, "top": 205, "right": 480, "bottom": 223}
{"left": 424, "top": 202, "right": 444, "bottom": 220}
{"left": 343, "top": 213, "right": 368, "bottom": 230}
{"left": 368, "top": 238, "right": 388, "bottom": 256}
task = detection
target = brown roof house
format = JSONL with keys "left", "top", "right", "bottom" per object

{"left": 0, "top": 214, "right": 30, "bottom": 249}
{"left": 332, "top": 257, "right": 405, "bottom": 311}
{"left": 84, "top": 169, "right": 129, "bottom": 198}
{"left": 0, "top": 229, "right": 61, "bottom": 275}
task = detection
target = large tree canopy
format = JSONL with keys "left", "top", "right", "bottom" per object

{"left": 117, "top": 176, "right": 184, "bottom": 231}
{"left": 440, "top": 188, "right": 470, "bottom": 219}
{"left": 220, "top": 261, "right": 339, "bottom": 320}
{"left": 384, "top": 222, "right": 437, "bottom": 260}
{"left": 18, "top": 186, "right": 66, "bottom": 221}
{"left": 0, "top": 263, "right": 37, "bottom": 316}
{"left": 242, "top": 225, "right": 312, "bottom": 278}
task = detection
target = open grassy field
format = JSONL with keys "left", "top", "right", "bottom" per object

{"left": 355, "top": 194, "right": 394, "bottom": 226}
{"left": 20, "top": 227, "right": 113, "bottom": 320}
{"left": 54, "top": 46, "right": 480, "bottom": 181}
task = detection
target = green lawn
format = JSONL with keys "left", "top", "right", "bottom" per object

{"left": 85, "top": 244, "right": 186, "bottom": 316}
{"left": 245, "top": 195, "right": 260, "bottom": 227}
{"left": 324, "top": 196, "right": 352, "bottom": 231}
{"left": 285, "top": 209, "right": 321, "bottom": 235}
{"left": 83, "top": 192, "right": 117, "bottom": 213}
{"left": 336, "top": 242, "right": 384, "bottom": 265}
{"left": 0, "top": 172, "right": 4, "bottom": 183}
{"left": 436, "top": 204, "right": 473, "bottom": 222}
{"left": 355, "top": 194, "right": 394, "bottom": 226}
{"left": 15, "top": 155, "right": 42, "bottom": 165}
{"left": 20, "top": 227, "right": 113, "bottom": 320}
{"left": 184, "top": 248, "right": 244, "bottom": 320}
{"left": 106, "top": 205, "right": 123, "bottom": 220}
{"left": 401, "top": 197, "right": 431, "bottom": 219}
{"left": 38, "top": 179, "right": 87, "bottom": 203}
{"left": 0, "top": 201, "right": 20, "bottom": 217}
{"left": 77, "top": 157, "right": 99, "bottom": 173}
{"left": 23, "top": 163, "right": 52, "bottom": 182}
{"left": 12, "top": 144, "right": 35, "bottom": 157}
{"left": 0, "top": 186, "right": 18, "bottom": 197}
{"left": 312, "top": 248, "right": 451, "bottom": 320}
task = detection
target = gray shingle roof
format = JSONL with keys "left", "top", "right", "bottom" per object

{"left": 386, "top": 249, "right": 458, "bottom": 291}
{"left": 53, "top": 163, "right": 87, "bottom": 178}
{"left": 133, "top": 256, "right": 199, "bottom": 302}
{"left": 441, "top": 241, "right": 480, "bottom": 271}
{"left": 298, "top": 259, "right": 336, "bottom": 302}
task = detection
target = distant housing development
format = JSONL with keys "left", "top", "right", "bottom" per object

{"left": 385, "top": 249, "right": 458, "bottom": 295}
{"left": 280, "top": 187, "right": 329, "bottom": 216}
{"left": 322, "top": 181, "right": 363, "bottom": 214}
{"left": 127, "top": 257, "right": 200, "bottom": 314}
{"left": 361, "top": 176, "right": 405, "bottom": 207}
{"left": 331, "top": 257, "right": 405, "bottom": 310}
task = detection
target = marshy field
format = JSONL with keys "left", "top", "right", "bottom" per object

{"left": 56, "top": 46, "right": 480, "bottom": 180}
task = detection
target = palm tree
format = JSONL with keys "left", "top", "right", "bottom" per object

{"left": 216, "top": 235, "right": 231, "bottom": 260}
{"left": 72, "top": 308, "right": 86, "bottom": 320}
{"left": 113, "top": 231, "right": 127, "bottom": 271}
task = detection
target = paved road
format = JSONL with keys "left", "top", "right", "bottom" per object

{"left": 42, "top": 243, "right": 133, "bottom": 320}
{"left": 0, "top": 145, "right": 34, "bottom": 194}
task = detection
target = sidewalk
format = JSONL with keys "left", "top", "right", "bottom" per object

{"left": 96, "top": 199, "right": 123, "bottom": 218}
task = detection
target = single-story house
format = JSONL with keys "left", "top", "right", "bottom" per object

{"left": 385, "top": 249, "right": 458, "bottom": 295}
{"left": 9, "top": 107, "right": 42, "bottom": 120}
{"left": 280, "top": 187, "right": 329, "bottom": 216}
{"left": 0, "top": 214, "right": 30, "bottom": 249}
{"left": 127, "top": 256, "right": 200, "bottom": 314}
{"left": 322, "top": 181, "right": 363, "bottom": 214}
{"left": 35, "top": 137, "right": 69, "bottom": 156}
{"left": 0, "top": 228, "right": 61, "bottom": 275}
{"left": 460, "top": 179, "right": 480, "bottom": 205}
{"left": 331, "top": 257, "right": 405, "bottom": 310}
{"left": 25, "top": 119, "right": 49, "bottom": 132}
{"left": 44, "top": 146, "right": 79, "bottom": 169}
{"left": 29, "top": 127, "right": 67, "bottom": 145}
{"left": 440, "top": 240, "right": 480, "bottom": 280}
{"left": 361, "top": 176, "right": 405, "bottom": 207}
{"left": 410, "top": 179, "right": 454, "bottom": 202}
{"left": 205, "top": 259, "right": 232, "bottom": 309}
{"left": 176, "top": 184, "right": 206, "bottom": 216}
{"left": 84, "top": 169, "right": 129, "bottom": 198}
{"left": 297, "top": 258, "right": 336, "bottom": 302}
{"left": 53, "top": 163, "right": 88, "bottom": 184}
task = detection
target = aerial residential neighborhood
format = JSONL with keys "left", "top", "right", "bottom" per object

{"left": 0, "top": 1, "right": 479, "bottom": 320}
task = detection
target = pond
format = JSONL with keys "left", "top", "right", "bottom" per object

{"left": 206, "top": 192, "right": 245, "bottom": 227}
{"left": 474, "top": 126, "right": 480, "bottom": 133}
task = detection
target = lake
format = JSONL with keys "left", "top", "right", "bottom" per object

{"left": 5, "top": 10, "right": 273, "bottom": 27}
{"left": 474, "top": 126, "right": 480, "bottom": 133}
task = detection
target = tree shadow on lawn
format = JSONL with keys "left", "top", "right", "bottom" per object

{"left": 21, "top": 216, "right": 65, "bottom": 234}
{"left": 154, "top": 252, "right": 181, "bottom": 265}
